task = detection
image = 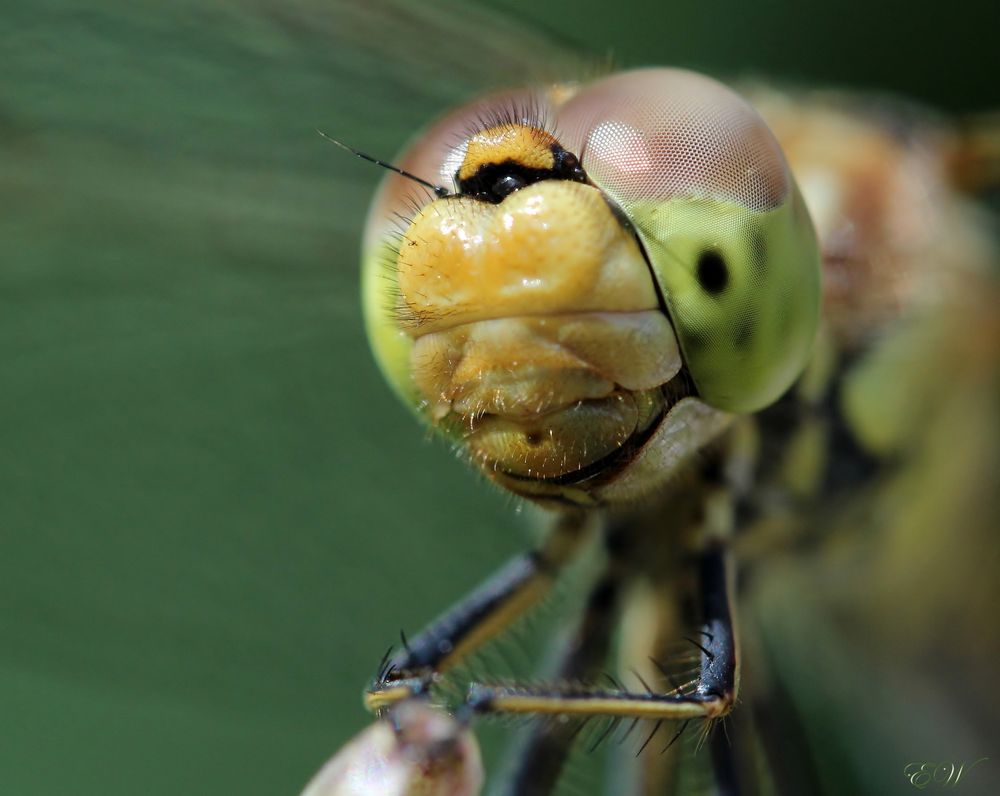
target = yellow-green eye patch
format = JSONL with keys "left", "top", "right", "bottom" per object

{"left": 632, "top": 190, "right": 820, "bottom": 412}
{"left": 557, "top": 69, "right": 821, "bottom": 412}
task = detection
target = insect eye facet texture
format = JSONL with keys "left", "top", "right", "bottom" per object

{"left": 558, "top": 70, "right": 820, "bottom": 412}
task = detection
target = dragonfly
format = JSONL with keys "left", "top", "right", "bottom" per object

{"left": 3, "top": 2, "right": 995, "bottom": 796}
{"left": 301, "top": 4, "right": 1000, "bottom": 796}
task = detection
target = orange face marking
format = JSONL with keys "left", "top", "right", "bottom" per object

{"left": 457, "top": 125, "right": 560, "bottom": 182}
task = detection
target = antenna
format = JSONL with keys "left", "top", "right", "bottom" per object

{"left": 318, "top": 130, "right": 450, "bottom": 198}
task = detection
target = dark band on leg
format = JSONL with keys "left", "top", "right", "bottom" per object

{"left": 366, "top": 511, "right": 589, "bottom": 712}
{"left": 695, "top": 544, "right": 737, "bottom": 705}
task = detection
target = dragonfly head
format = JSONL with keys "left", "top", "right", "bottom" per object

{"left": 360, "top": 69, "right": 820, "bottom": 505}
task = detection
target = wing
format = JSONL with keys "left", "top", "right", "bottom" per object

{"left": 0, "top": 2, "right": 590, "bottom": 795}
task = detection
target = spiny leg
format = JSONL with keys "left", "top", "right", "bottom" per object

{"left": 467, "top": 543, "right": 738, "bottom": 727}
{"left": 616, "top": 565, "right": 695, "bottom": 793}
{"left": 366, "top": 509, "right": 592, "bottom": 712}
{"left": 497, "top": 519, "right": 633, "bottom": 796}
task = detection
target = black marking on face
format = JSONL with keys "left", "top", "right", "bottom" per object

{"left": 493, "top": 173, "right": 527, "bottom": 198}
{"left": 552, "top": 148, "right": 587, "bottom": 183}
{"left": 457, "top": 143, "right": 587, "bottom": 204}
{"left": 697, "top": 250, "right": 729, "bottom": 295}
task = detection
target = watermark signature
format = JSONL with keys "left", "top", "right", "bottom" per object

{"left": 904, "top": 759, "right": 988, "bottom": 789}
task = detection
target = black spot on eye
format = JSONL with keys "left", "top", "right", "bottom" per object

{"left": 493, "top": 173, "right": 527, "bottom": 199}
{"left": 734, "top": 315, "right": 755, "bottom": 350}
{"left": 697, "top": 250, "right": 729, "bottom": 295}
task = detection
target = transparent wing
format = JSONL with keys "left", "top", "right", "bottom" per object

{"left": 0, "top": 2, "right": 590, "bottom": 795}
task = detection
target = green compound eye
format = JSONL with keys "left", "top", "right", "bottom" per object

{"left": 633, "top": 191, "right": 819, "bottom": 412}
{"left": 558, "top": 69, "right": 821, "bottom": 412}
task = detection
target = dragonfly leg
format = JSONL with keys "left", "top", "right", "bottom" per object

{"left": 497, "top": 519, "right": 632, "bottom": 796}
{"left": 466, "top": 543, "right": 738, "bottom": 725}
{"left": 365, "top": 509, "right": 592, "bottom": 713}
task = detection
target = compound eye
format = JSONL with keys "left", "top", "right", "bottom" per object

{"left": 557, "top": 69, "right": 821, "bottom": 412}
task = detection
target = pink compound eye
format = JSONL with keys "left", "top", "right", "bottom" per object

{"left": 551, "top": 69, "right": 818, "bottom": 413}
{"left": 557, "top": 68, "right": 789, "bottom": 218}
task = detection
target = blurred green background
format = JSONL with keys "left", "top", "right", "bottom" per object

{"left": 2, "top": 1, "right": 997, "bottom": 794}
